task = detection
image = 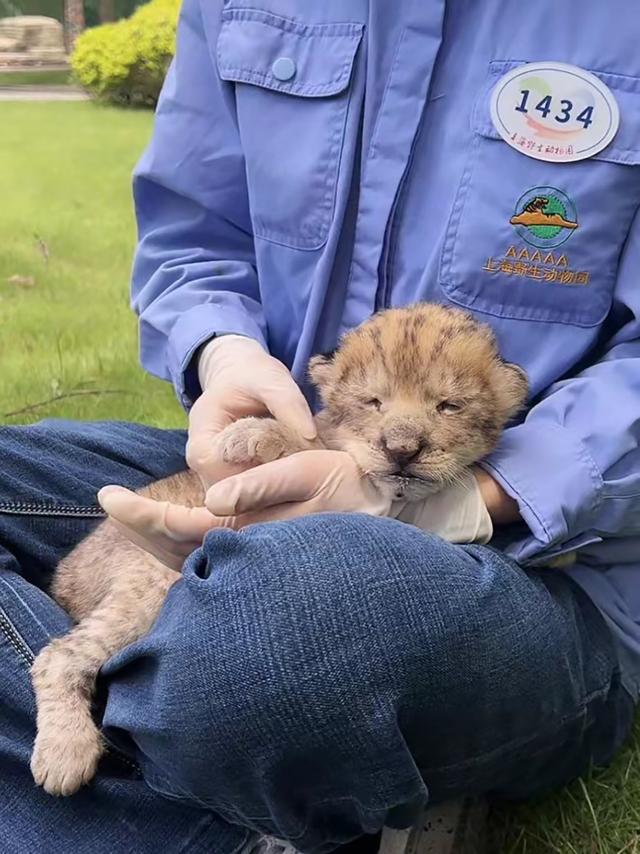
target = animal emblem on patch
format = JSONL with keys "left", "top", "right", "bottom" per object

{"left": 510, "top": 186, "right": 578, "bottom": 249}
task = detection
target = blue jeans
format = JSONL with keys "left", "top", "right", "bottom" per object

{"left": 0, "top": 420, "right": 634, "bottom": 853}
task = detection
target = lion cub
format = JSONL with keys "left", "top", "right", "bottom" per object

{"left": 30, "top": 304, "right": 527, "bottom": 796}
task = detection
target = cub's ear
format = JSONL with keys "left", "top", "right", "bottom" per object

{"left": 308, "top": 350, "right": 337, "bottom": 390}
{"left": 497, "top": 361, "right": 529, "bottom": 419}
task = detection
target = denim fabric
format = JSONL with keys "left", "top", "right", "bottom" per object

{"left": 0, "top": 420, "right": 634, "bottom": 853}
{"left": 0, "top": 420, "right": 248, "bottom": 854}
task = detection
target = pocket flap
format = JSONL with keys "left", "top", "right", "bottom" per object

{"left": 217, "top": 9, "right": 363, "bottom": 98}
{"left": 473, "top": 60, "right": 640, "bottom": 166}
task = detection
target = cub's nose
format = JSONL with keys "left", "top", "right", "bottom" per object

{"left": 381, "top": 436, "right": 426, "bottom": 468}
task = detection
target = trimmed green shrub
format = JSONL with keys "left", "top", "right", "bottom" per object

{"left": 71, "top": 0, "right": 179, "bottom": 106}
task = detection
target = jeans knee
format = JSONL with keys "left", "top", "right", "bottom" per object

{"left": 187, "top": 514, "right": 424, "bottom": 718}
{"left": 106, "top": 514, "right": 537, "bottom": 822}
{"left": 148, "top": 515, "right": 504, "bottom": 737}
{"left": 165, "top": 513, "right": 524, "bottom": 717}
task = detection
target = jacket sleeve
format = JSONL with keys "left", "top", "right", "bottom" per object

{"left": 131, "top": 0, "right": 266, "bottom": 407}
{"left": 482, "top": 214, "right": 640, "bottom": 563}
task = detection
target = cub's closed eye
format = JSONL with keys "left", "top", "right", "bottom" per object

{"left": 364, "top": 397, "right": 382, "bottom": 410}
{"left": 437, "top": 400, "right": 463, "bottom": 414}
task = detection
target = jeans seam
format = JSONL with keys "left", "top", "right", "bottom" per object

{"left": 423, "top": 683, "right": 615, "bottom": 776}
{"left": 0, "top": 583, "right": 142, "bottom": 777}
{"left": 174, "top": 814, "right": 250, "bottom": 854}
{"left": 0, "top": 501, "right": 105, "bottom": 518}
{"left": 0, "top": 607, "right": 34, "bottom": 668}
{"left": 104, "top": 748, "right": 141, "bottom": 775}
{"left": 145, "top": 769, "right": 213, "bottom": 808}
{"left": 163, "top": 785, "right": 425, "bottom": 839}
{"left": 0, "top": 574, "right": 58, "bottom": 642}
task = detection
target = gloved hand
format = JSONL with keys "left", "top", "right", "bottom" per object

{"left": 186, "top": 335, "right": 317, "bottom": 487}
{"left": 204, "top": 449, "right": 392, "bottom": 520}
{"left": 98, "top": 484, "right": 219, "bottom": 570}
{"left": 392, "top": 469, "right": 493, "bottom": 544}
{"left": 98, "top": 449, "right": 392, "bottom": 570}
{"left": 209, "top": 456, "right": 493, "bottom": 544}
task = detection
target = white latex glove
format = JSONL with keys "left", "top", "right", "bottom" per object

{"left": 98, "top": 450, "right": 391, "bottom": 570}
{"left": 186, "top": 335, "right": 317, "bottom": 487}
{"left": 391, "top": 469, "right": 493, "bottom": 544}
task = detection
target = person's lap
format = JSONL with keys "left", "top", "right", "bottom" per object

{"left": 0, "top": 419, "right": 634, "bottom": 854}
{"left": 0, "top": 419, "right": 248, "bottom": 854}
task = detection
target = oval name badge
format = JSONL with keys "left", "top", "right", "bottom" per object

{"left": 490, "top": 61, "right": 619, "bottom": 163}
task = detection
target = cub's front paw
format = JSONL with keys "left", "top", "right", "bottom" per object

{"left": 31, "top": 716, "right": 104, "bottom": 796}
{"left": 219, "top": 418, "right": 288, "bottom": 466}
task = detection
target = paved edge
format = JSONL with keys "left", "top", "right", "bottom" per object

{"left": 379, "top": 798, "right": 488, "bottom": 854}
{"left": 0, "top": 84, "right": 89, "bottom": 101}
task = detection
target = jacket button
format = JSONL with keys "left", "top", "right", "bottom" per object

{"left": 272, "top": 57, "right": 296, "bottom": 81}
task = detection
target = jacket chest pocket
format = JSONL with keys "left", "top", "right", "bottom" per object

{"left": 217, "top": 10, "right": 363, "bottom": 251}
{"left": 440, "top": 61, "right": 640, "bottom": 327}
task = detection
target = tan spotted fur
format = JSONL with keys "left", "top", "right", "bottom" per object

{"left": 31, "top": 303, "right": 527, "bottom": 796}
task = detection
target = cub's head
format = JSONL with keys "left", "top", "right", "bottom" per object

{"left": 309, "top": 304, "right": 528, "bottom": 500}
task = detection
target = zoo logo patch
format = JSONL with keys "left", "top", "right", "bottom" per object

{"left": 510, "top": 186, "right": 578, "bottom": 248}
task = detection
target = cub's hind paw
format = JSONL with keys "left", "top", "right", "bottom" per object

{"left": 219, "top": 418, "right": 288, "bottom": 466}
{"left": 31, "top": 717, "right": 104, "bottom": 796}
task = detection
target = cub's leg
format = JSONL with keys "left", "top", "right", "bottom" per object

{"left": 31, "top": 556, "right": 177, "bottom": 796}
{"left": 220, "top": 416, "right": 319, "bottom": 466}
{"left": 29, "top": 470, "right": 202, "bottom": 797}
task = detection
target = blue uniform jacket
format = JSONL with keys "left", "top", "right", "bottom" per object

{"left": 131, "top": 0, "right": 640, "bottom": 695}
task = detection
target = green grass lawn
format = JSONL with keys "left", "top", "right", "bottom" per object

{"left": 0, "top": 102, "right": 183, "bottom": 428}
{"left": 2, "top": 102, "right": 639, "bottom": 853}
{"left": 489, "top": 728, "right": 640, "bottom": 854}
{"left": 0, "top": 69, "right": 73, "bottom": 86}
